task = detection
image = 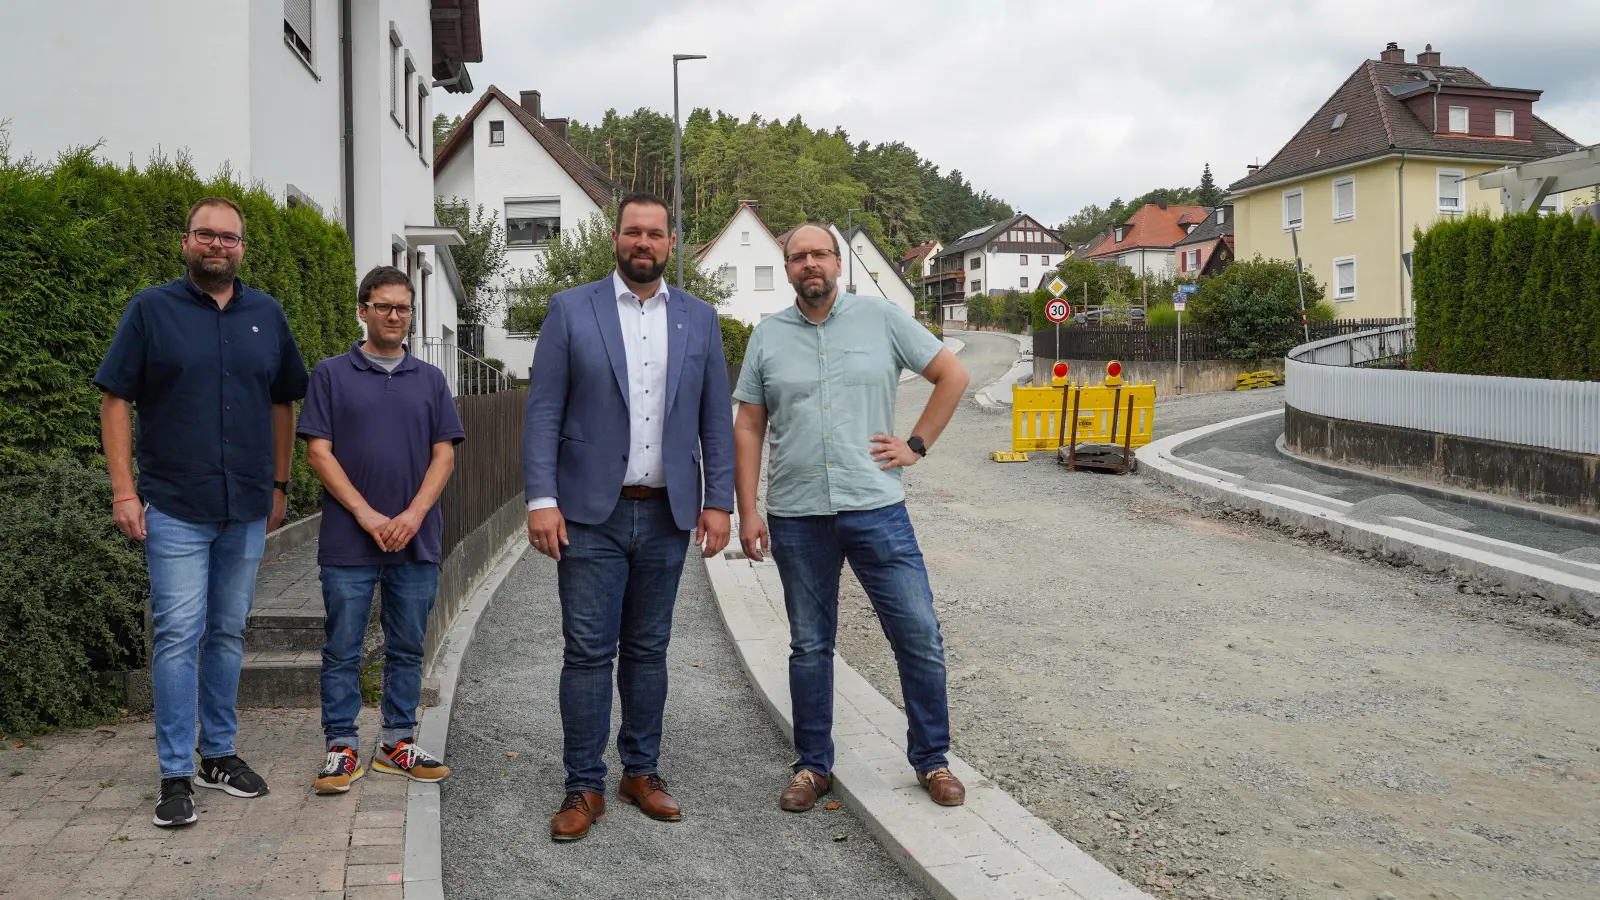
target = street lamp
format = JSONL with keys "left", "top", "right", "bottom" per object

{"left": 845, "top": 207, "right": 861, "bottom": 293}
{"left": 672, "top": 53, "right": 707, "bottom": 289}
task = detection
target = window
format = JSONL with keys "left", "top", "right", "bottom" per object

{"left": 284, "top": 0, "right": 313, "bottom": 66}
{"left": 417, "top": 84, "right": 428, "bottom": 159}
{"left": 1332, "top": 176, "right": 1355, "bottom": 222}
{"left": 1114, "top": 226, "right": 1125, "bottom": 242}
{"left": 1020, "top": 277, "right": 1029, "bottom": 289}
{"left": 389, "top": 42, "right": 400, "bottom": 115}
{"left": 1040, "top": 256, "right": 1049, "bottom": 267}
{"left": 1330, "top": 112, "right": 1348, "bottom": 132}
{"left": 1448, "top": 106, "right": 1468, "bottom": 134}
{"left": 1216, "top": 207, "right": 1226, "bottom": 225}
{"left": 489, "top": 120, "right": 505, "bottom": 145}
{"left": 740, "top": 231, "right": 750, "bottom": 245}
{"left": 391, "top": 245, "right": 402, "bottom": 269}
{"left": 971, "top": 280, "right": 981, "bottom": 292}
{"left": 1333, "top": 256, "right": 1356, "bottom": 301}
{"left": 1437, "top": 168, "right": 1464, "bottom": 212}
{"left": 1283, "top": 188, "right": 1304, "bottom": 230}
{"left": 1019, "top": 255, "right": 1028, "bottom": 266}
{"left": 1538, "top": 193, "right": 1565, "bottom": 216}
{"left": 970, "top": 256, "right": 981, "bottom": 270}
{"left": 1496, "top": 109, "right": 1515, "bottom": 137}
{"left": 754, "top": 266, "right": 774, "bottom": 290}
{"left": 402, "top": 54, "right": 415, "bottom": 135}
{"left": 1181, "top": 248, "right": 1199, "bottom": 272}
{"left": 718, "top": 265, "right": 736, "bottom": 289}
{"left": 506, "top": 199, "right": 561, "bottom": 246}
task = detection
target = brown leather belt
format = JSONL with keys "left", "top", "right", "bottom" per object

{"left": 620, "top": 485, "right": 667, "bottom": 500}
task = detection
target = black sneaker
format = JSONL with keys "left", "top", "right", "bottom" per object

{"left": 153, "top": 777, "right": 197, "bottom": 828}
{"left": 195, "top": 755, "right": 269, "bottom": 798}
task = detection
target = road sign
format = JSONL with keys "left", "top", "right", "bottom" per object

{"left": 1047, "top": 277, "right": 1068, "bottom": 297}
{"left": 1173, "top": 299, "right": 1186, "bottom": 312}
{"left": 1178, "top": 284, "right": 1198, "bottom": 294}
{"left": 1045, "top": 298, "right": 1070, "bottom": 323}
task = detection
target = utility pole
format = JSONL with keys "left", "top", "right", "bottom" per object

{"left": 846, "top": 207, "right": 861, "bottom": 293}
{"left": 672, "top": 53, "right": 707, "bottom": 288}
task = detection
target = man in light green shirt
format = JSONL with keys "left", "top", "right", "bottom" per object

{"left": 733, "top": 223, "right": 970, "bottom": 813}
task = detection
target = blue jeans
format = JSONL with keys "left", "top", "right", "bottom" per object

{"left": 768, "top": 503, "right": 950, "bottom": 776}
{"left": 557, "top": 496, "right": 690, "bottom": 794}
{"left": 144, "top": 506, "right": 267, "bottom": 779}
{"left": 320, "top": 563, "right": 439, "bottom": 752}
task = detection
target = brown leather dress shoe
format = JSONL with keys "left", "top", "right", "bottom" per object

{"left": 918, "top": 767, "right": 966, "bottom": 807}
{"left": 779, "top": 769, "right": 832, "bottom": 812}
{"left": 550, "top": 791, "right": 606, "bottom": 842}
{"left": 619, "top": 774, "right": 681, "bottom": 822}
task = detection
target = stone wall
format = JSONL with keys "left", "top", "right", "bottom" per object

{"left": 1032, "top": 357, "right": 1283, "bottom": 395}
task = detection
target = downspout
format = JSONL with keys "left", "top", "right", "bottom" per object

{"left": 340, "top": 0, "right": 355, "bottom": 252}
{"left": 1431, "top": 82, "right": 1440, "bottom": 133}
{"left": 1397, "top": 150, "right": 1407, "bottom": 319}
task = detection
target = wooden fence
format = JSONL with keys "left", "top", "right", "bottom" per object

{"left": 440, "top": 389, "right": 526, "bottom": 561}
{"left": 1034, "top": 319, "right": 1409, "bottom": 362}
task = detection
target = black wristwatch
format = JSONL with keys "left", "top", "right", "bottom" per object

{"left": 273, "top": 480, "right": 291, "bottom": 495}
{"left": 907, "top": 436, "right": 928, "bottom": 457}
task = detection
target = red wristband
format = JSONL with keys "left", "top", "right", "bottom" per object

{"left": 113, "top": 496, "right": 139, "bottom": 505}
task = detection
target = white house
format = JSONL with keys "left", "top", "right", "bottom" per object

{"left": 433, "top": 85, "right": 617, "bottom": 378}
{"left": 694, "top": 202, "right": 789, "bottom": 325}
{"left": 844, "top": 227, "right": 918, "bottom": 317}
{"left": 925, "top": 214, "right": 1068, "bottom": 326}
{"left": 1, "top": 0, "right": 484, "bottom": 384}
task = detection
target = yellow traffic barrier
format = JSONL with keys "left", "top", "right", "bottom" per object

{"left": 1001, "top": 361, "right": 1155, "bottom": 455}
{"left": 1235, "top": 370, "right": 1283, "bottom": 391}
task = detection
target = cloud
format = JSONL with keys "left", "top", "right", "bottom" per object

{"left": 440, "top": 0, "right": 1600, "bottom": 225}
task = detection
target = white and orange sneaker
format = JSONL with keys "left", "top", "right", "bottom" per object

{"left": 314, "top": 746, "right": 365, "bottom": 794}
{"left": 372, "top": 739, "right": 450, "bottom": 783}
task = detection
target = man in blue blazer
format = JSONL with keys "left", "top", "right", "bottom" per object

{"left": 524, "top": 192, "right": 735, "bottom": 842}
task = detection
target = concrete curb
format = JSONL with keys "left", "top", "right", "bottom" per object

{"left": 1138, "top": 412, "right": 1600, "bottom": 621}
{"left": 402, "top": 533, "right": 530, "bottom": 900}
{"left": 948, "top": 329, "right": 1030, "bottom": 355}
{"left": 263, "top": 511, "right": 321, "bottom": 560}
{"left": 975, "top": 359, "right": 1033, "bottom": 410}
{"left": 705, "top": 546, "right": 1154, "bottom": 900}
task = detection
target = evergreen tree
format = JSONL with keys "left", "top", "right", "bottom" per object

{"left": 1197, "top": 163, "right": 1223, "bottom": 207}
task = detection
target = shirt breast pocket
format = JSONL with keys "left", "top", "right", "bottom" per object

{"left": 838, "top": 347, "right": 888, "bottom": 386}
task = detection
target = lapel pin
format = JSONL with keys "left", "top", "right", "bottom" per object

{"left": 677, "top": 323, "right": 683, "bottom": 329}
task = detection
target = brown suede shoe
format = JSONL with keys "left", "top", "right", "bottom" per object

{"left": 918, "top": 767, "right": 966, "bottom": 807}
{"left": 550, "top": 791, "right": 606, "bottom": 842}
{"left": 779, "top": 769, "right": 831, "bottom": 812}
{"left": 619, "top": 774, "right": 681, "bottom": 822}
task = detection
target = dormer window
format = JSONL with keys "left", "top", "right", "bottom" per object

{"left": 1448, "top": 106, "right": 1469, "bottom": 133}
{"left": 1217, "top": 208, "right": 1226, "bottom": 225}
{"left": 1495, "top": 109, "right": 1514, "bottom": 137}
{"left": 1114, "top": 226, "right": 1126, "bottom": 242}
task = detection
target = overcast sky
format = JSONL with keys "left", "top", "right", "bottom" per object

{"left": 438, "top": 0, "right": 1600, "bottom": 226}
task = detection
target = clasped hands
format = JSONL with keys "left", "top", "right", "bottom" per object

{"left": 356, "top": 506, "right": 427, "bottom": 553}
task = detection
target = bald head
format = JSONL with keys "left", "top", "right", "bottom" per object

{"left": 783, "top": 223, "right": 843, "bottom": 308}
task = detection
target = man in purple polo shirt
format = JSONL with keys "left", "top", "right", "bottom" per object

{"left": 297, "top": 266, "right": 465, "bottom": 794}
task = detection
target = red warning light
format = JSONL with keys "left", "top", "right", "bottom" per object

{"left": 1052, "top": 362, "right": 1069, "bottom": 379}
{"left": 1107, "top": 361, "right": 1123, "bottom": 378}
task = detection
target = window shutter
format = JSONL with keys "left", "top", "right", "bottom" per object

{"left": 285, "top": 0, "right": 313, "bottom": 45}
{"left": 505, "top": 200, "right": 560, "bottom": 219}
{"left": 754, "top": 266, "right": 774, "bottom": 290}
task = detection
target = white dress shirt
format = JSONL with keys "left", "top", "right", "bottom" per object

{"left": 529, "top": 271, "right": 670, "bottom": 512}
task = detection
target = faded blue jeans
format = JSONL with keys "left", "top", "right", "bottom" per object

{"left": 557, "top": 495, "right": 690, "bottom": 794}
{"left": 768, "top": 502, "right": 950, "bottom": 777}
{"left": 144, "top": 506, "right": 267, "bottom": 779}
{"left": 319, "top": 563, "right": 439, "bottom": 752}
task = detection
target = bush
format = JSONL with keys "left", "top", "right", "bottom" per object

{"left": 0, "top": 452, "right": 148, "bottom": 735}
{"left": 1186, "top": 257, "right": 1334, "bottom": 359}
{"left": 719, "top": 315, "right": 752, "bottom": 367}
{"left": 1413, "top": 210, "right": 1600, "bottom": 378}
{"left": 925, "top": 322, "right": 943, "bottom": 341}
{"left": 1146, "top": 302, "right": 1179, "bottom": 329}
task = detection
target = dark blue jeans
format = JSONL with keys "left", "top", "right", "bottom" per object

{"left": 768, "top": 502, "right": 950, "bottom": 776}
{"left": 320, "top": 562, "right": 439, "bottom": 752}
{"left": 557, "top": 496, "right": 690, "bottom": 794}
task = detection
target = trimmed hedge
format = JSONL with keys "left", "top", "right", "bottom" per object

{"left": 719, "top": 315, "right": 752, "bottom": 367}
{"left": 0, "top": 143, "right": 361, "bottom": 732}
{"left": 1413, "top": 211, "right": 1600, "bottom": 379}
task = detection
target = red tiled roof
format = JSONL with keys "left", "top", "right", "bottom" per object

{"left": 433, "top": 86, "right": 618, "bottom": 208}
{"left": 902, "top": 241, "right": 939, "bottom": 265}
{"left": 1228, "top": 59, "right": 1579, "bottom": 193}
{"left": 1084, "top": 204, "right": 1210, "bottom": 258}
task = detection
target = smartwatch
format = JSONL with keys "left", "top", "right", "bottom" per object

{"left": 907, "top": 436, "right": 928, "bottom": 457}
{"left": 273, "top": 480, "right": 291, "bottom": 495}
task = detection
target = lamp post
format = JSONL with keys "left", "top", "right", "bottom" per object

{"left": 672, "top": 53, "right": 706, "bottom": 289}
{"left": 845, "top": 207, "right": 860, "bottom": 293}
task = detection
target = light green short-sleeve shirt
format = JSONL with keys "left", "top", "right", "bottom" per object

{"left": 733, "top": 293, "right": 945, "bottom": 517}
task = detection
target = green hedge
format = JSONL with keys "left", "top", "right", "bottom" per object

{"left": 0, "top": 144, "right": 361, "bottom": 732}
{"left": 1413, "top": 211, "right": 1600, "bottom": 378}
{"left": 719, "top": 315, "right": 752, "bottom": 367}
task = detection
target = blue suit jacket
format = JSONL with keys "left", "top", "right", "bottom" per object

{"left": 523, "top": 277, "right": 734, "bottom": 531}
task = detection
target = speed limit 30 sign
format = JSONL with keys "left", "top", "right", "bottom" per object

{"left": 1045, "top": 298, "right": 1070, "bottom": 323}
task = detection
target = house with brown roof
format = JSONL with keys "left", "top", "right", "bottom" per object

{"left": 925, "top": 214, "right": 1067, "bottom": 325}
{"left": 1173, "top": 205, "right": 1235, "bottom": 278}
{"left": 1227, "top": 42, "right": 1583, "bottom": 319}
{"left": 433, "top": 85, "right": 621, "bottom": 373}
{"left": 1083, "top": 200, "right": 1211, "bottom": 277}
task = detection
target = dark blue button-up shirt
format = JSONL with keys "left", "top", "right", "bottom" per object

{"left": 296, "top": 344, "right": 466, "bottom": 566}
{"left": 94, "top": 276, "right": 309, "bottom": 524}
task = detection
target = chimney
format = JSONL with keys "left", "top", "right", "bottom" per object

{"left": 1247, "top": 163, "right": 1260, "bottom": 175}
{"left": 519, "top": 90, "right": 543, "bottom": 119}
{"left": 1379, "top": 42, "right": 1405, "bottom": 63}
{"left": 544, "top": 116, "right": 569, "bottom": 142}
{"left": 1158, "top": 195, "right": 1168, "bottom": 210}
{"left": 1416, "top": 43, "right": 1440, "bottom": 66}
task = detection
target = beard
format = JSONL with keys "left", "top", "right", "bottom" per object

{"left": 795, "top": 271, "right": 836, "bottom": 307}
{"left": 188, "top": 252, "right": 239, "bottom": 292}
{"left": 616, "top": 248, "right": 668, "bottom": 284}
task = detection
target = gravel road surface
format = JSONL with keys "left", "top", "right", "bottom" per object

{"left": 813, "top": 331, "right": 1600, "bottom": 900}
{"left": 440, "top": 549, "right": 927, "bottom": 900}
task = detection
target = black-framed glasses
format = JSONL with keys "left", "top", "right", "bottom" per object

{"left": 187, "top": 229, "right": 245, "bottom": 249}
{"left": 362, "top": 302, "right": 414, "bottom": 318}
{"left": 785, "top": 248, "right": 837, "bottom": 265}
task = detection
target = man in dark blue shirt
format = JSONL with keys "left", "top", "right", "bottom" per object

{"left": 95, "top": 197, "right": 309, "bottom": 829}
{"left": 297, "top": 266, "right": 465, "bottom": 795}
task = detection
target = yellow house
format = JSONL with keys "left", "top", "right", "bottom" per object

{"left": 1228, "top": 42, "right": 1584, "bottom": 320}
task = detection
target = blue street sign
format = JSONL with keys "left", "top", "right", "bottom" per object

{"left": 1179, "top": 284, "right": 1198, "bottom": 293}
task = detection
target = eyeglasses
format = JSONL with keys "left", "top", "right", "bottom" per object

{"left": 785, "top": 248, "right": 837, "bottom": 265}
{"left": 362, "top": 302, "right": 414, "bottom": 318}
{"left": 187, "top": 229, "right": 245, "bottom": 249}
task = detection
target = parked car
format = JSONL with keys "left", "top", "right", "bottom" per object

{"left": 1075, "top": 306, "right": 1146, "bottom": 326}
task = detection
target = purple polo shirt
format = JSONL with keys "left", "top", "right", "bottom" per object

{"left": 296, "top": 343, "right": 466, "bottom": 567}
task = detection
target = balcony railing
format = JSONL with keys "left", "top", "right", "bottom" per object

{"left": 417, "top": 338, "right": 513, "bottom": 396}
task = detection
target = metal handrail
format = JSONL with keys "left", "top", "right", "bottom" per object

{"left": 417, "top": 338, "right": 512, "bottom": 396}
